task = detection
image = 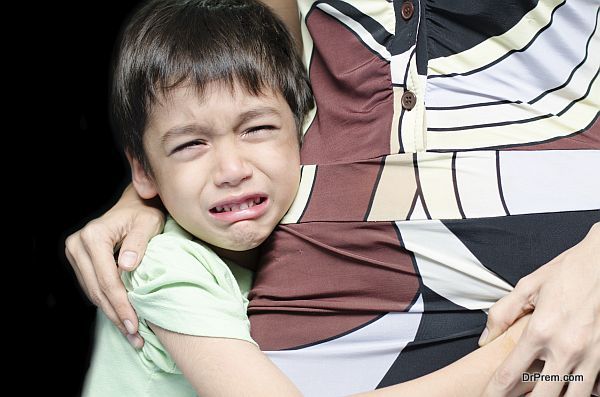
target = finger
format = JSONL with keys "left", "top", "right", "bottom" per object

{"left": 95, "top": 286, "right": 144, "bottom": 348}
{"left": 66, "top": 240, "right": 144, "bottom": 348}
{"left": 65, "top": 240, "right": 88, "bottom": 298}
{"left": 117, "top": 215, "right": 162, "bottom": 271}
{"left": 66, "top": 235, "right": 103, "bottom": 304}
{"left": 82, "top": 234, "right": 138, "bottom": 334}
{"left": 82, "top": 230, "right": 140, "bottom": 335}
{"left": 71, "top": 239, "right": 132, "bottom": 336}
{"left": 562, "top": 364, "right": 597, "bottom": 397}
{"left": 529, "top": 360, "right": 569, "bottom": 397}
{"left": 507, "top": 359, "right": 546, "bottom": 397}
{"left": 483, "top": 335, "right": 541, "bottom": 397}
{"left": 481, "top": 278, "right": 536, "bottom": 346}
{"left": 97, "top": 256, "right": 139, "bottom": 335}
{"left": 126, "top": 334, "right": 145, "bottom": 349}
{"left": 509, "top": 377, "right": 537, "bottom": 397}
{"left": 96, "top": 289, "right": 129, "bottom": 337}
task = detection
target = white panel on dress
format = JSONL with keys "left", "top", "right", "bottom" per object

{"left": 395, "top": 219, "right": 513, "bottom": 310}
{"left": 266, "top": 297, "right": 424, "bottom": 397}
{"left": 391, "top": 47, "right": 415, "bottom": 85}
{"left": 500, "top": 150, "right": 600, "bottom": 214}
{"left": 454, "top": 151, "right": 507, "bottom": 218}
{"left": 281, "top": 165, "right": 317, "bottom": 224}
{"left": 426, "top": 0, "right": 598, "bottom": 110}
{"left": 409, "top": 194, "right": 429, "bottom": 220}
{"left": 531, "top": 24, "right": 600, "bottom": 112}
{"left": 426, "top": 100, "right": 552, "bottom": 130}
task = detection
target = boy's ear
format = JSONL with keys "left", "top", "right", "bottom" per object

{"left": 126, "top": 151, "right": 159, "bottom": 200}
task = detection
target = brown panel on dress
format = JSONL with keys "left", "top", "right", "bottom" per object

{"left": 300, "top": 8, "right": 393, "bottom": 165}
{"left": 250, "top": 311, "right": 380, "bottom": 351}
{"left": 248, "top": 221, "right": 419, "bottom": 350}
{"left": 300, "top": 159, "right": 383, "bottom": 222}
{"left": 507, "top": 115, "right": 600, "bottom": 150}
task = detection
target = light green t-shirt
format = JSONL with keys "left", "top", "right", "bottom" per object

{"left": 82, "top": 217, "right": 255, "bottom": 397}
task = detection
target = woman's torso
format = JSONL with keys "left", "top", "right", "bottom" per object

{"left": 249, "top": 1, "right": 600, "bottom": 395}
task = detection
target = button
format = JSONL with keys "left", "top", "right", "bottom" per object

{"left": 401, "top": 1, "right": 414, "bottom": 20}
{"left": 401, "top": 90, "right": 416, "bottom": 110}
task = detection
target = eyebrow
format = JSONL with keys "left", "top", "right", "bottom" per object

{"left": 161, "top": 106, "right": 282, "bottom": 145}
{"left": 233, "top": 106, "right": 281, "bottom": 131}
{"left": 161, "top": 124, "right": 208, "bottom": 146}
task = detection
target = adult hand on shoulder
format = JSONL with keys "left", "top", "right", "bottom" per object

{"left": 65, "top": 184, "right": 165, "bottom": 348}
{"left": 480, "top": 222, "right": 600, "bottom": 397}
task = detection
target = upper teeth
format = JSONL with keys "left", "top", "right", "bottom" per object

{"left": 215, "top": 198, "right": 261, "bottom": 213}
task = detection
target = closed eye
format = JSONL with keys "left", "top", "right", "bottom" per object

{"left": 244, "top": 125, "right": 276, "bottom": 136}
{"left": 172, "top": 139, "right": 206, "bottom": 153}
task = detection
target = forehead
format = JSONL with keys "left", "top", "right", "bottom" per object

{"left": 150, "top": 81, "right": 286, "bottom": 119}
{"left": 145, "top": 85, "right": 291, "bottom": 143}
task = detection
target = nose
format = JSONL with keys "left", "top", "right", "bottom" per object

{"left": 212, "top": 145, "right": 253, "bottom": 187}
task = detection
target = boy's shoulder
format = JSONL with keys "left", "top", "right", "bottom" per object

{"left": 148, "top": 216, "right": 212, "bottom": 256}
{"left": 129, "top": 216, "right": 252, "bottom": 293}
{"left": 131, "top": 216, "right": 224, "bottom": 282}
{"left": 123, "top": 215, "right": 253, "bottom": 306}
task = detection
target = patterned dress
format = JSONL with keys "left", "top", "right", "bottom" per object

{"left": 248, "top": 1, "right": 600, "bottom": 395}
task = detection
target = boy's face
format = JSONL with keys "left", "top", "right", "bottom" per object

{"left": 131, "top": 82, "right": 300, "bottom": 251}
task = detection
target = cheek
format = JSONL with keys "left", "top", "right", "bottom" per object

{"left": 153, "top": 166, "right": 208, "bottom": 211}
{"left": 268, "top": 147, "right": 301, "bottom": 198}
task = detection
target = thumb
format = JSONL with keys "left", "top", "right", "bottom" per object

{"left": 479, "top": 278, "right": 537, "bottom": 346}
{"left": 118, "top": 248, "right": 141, "bottom": 272}
{"left": 118, "top": 216, "right": 163, "bottom": 271}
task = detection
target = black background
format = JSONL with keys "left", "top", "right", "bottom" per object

{"left": 38, "top": 2, "right": 141, "bottom": 395}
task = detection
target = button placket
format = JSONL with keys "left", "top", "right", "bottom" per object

{"left": 391, "top": 0, "right": 425, "bottom": 152}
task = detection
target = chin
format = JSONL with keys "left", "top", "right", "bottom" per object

{"left": 225, "top": 227, "right": 269, "bottom": 251}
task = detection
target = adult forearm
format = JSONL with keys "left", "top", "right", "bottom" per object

{"left": 259, "top": 0, "right": 302, "bottom": 51}
{"left": 116, "top": 182, "right": 164, "bottom": 212}
{"left": 118, "top": 183, "right": 141, "bottom": 204}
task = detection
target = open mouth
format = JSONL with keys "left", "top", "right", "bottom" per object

{"left": 209, "top": 196, "right": 267, "bottom": 214}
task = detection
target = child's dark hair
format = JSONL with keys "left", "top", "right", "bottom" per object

{"left": 111, "top": 0, "right": 313, "bottom": 173}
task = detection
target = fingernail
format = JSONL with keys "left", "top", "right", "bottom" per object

{"left": 478, "top": 327, "right": 489, "bottom": 345}
{"left": 120, "top": 251, "right": 137, "bottom": 270}
{"left": 124, "top": 319, "right": 136, "bottom": 335}
{"left": 127, "top": 334, "right": 142, "bottom": 349}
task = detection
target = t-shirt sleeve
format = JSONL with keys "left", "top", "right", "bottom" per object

{"left": 122, "top": 234, "right": 256, "bottom": 372}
